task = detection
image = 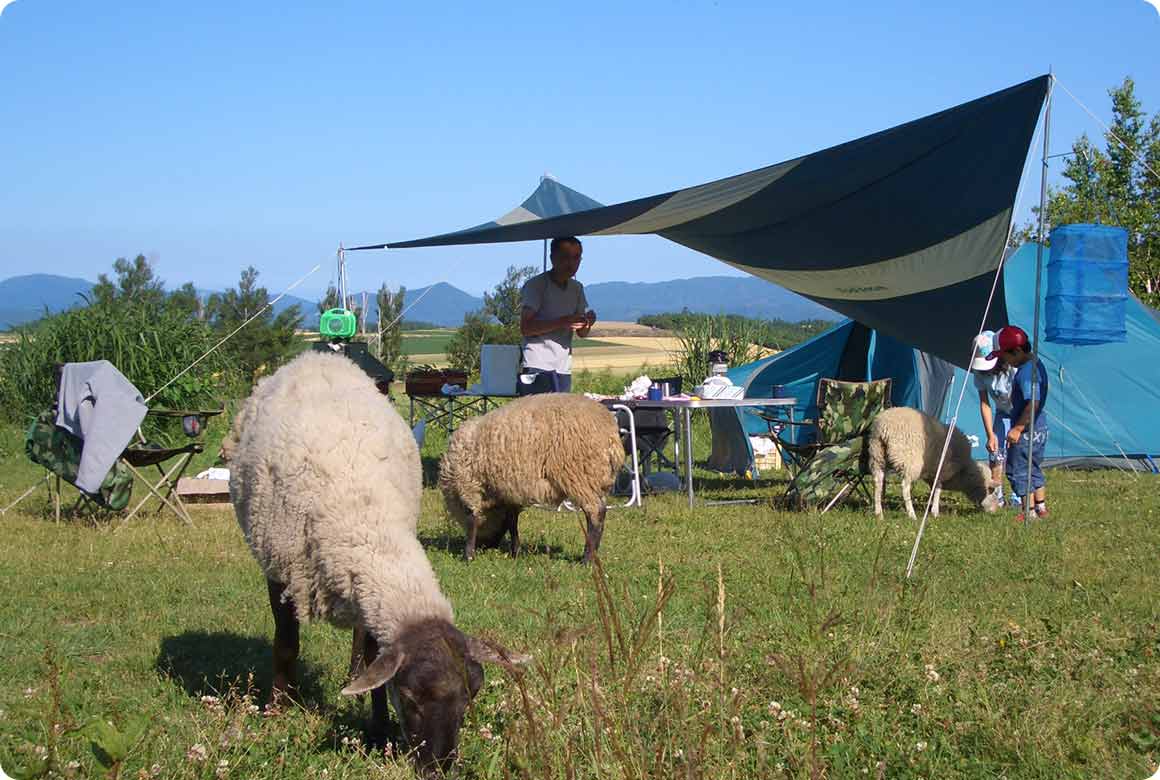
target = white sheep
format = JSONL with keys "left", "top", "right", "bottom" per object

{"left": 438, "top": 392, "right": 624, "bottom": 563}
{"left": 227, "top": 351, "right": 526, "bottom": 776}
{"left": 866, "top": 406, "right": 1000, "bottom": 519}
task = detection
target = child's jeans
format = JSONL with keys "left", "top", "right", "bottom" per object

{"left": 1006, "top": 426, "right": 1048, "bottom": 497}
{"left": 990, "top": 412, "right": 1012, "bottom": 467}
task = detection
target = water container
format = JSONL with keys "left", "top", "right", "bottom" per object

{"left": 1045, "top": 224, "right": 1129, "bottom": 345}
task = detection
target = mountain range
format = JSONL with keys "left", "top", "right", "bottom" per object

{"left": 0, "top": 273, "right": 838, "bottom": 330}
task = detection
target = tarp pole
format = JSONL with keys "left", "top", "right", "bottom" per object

{"left": 1027, "top": 72, "right": 1053, "bottom": 519}
{"left": 542, "top": 238, "right": 548, "bottom": 273}
{"left": 338, "top": 243, "right": 349, "bottom": 312}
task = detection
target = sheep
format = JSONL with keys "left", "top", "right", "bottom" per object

{"left": 866, "top": 406, "right": 1001, "bottom": 519}
{"left": 227, "top": 351, "right": 527, "bottom": 776}
{"left": 438, "top": 392, "right": 624, "bottom": 563}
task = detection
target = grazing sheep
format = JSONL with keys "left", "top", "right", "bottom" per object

{"left": 228, "top": 351, "right": 527, "bottom": 776}
{"left": 438, "top": 393, "right": 623, "bottom": 563}
{"left": 866, "top": 406, "right": 1000, "bottom": 519}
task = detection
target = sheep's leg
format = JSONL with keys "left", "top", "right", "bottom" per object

{"left": 581, "top": 502, "right": 606, "bottom": 565}
{"left": 266, "top": 579, "right": 299, "bottom": 707}
{"left": 361, "top": 631, "right": 393, "bottom": 748}
{"left": 872, "top": 469, "right": 885, "bottom": 518}
{"left": 901, "top": 478, "right": 916, "bottom": 520}
{"left": 464, "top": 515, "right": 480, "bottom": 562}
{"left": 932, "top": 485, "right": 941, "bottom": 517}
{"left": 507, "top": 508, "right": 521, "bottom": 559}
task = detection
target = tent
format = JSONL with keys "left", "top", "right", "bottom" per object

{"left": 351, "top": 75, "right": 1051, "bottom": 367}
{"left": 713, "top": 243, "right": 1160, "bottom": 473}
{"left": 460, "top": 175, "right": 604, "bottom": 234}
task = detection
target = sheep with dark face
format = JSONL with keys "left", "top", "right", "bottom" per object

{"left": 867, "top": 406, "right": 1001, "bottom": 519}
{"left": 228, "top": 351, "right": 527, "bottom": 776}
{"left": 438, "top": 392, "right": 624, "bottom": 563}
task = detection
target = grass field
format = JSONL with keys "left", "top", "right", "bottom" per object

{"left": 1, "top": 394, "right": 1158, "bottom": 779}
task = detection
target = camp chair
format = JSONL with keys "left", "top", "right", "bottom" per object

{"left": 763, "top": 378, "right": 892, "bottom": 512}
{"left": 117, "top": 408, "right": 222, "bottom": 525}
{"left": 26, "top": 362, "right": 221, "bottom": 524}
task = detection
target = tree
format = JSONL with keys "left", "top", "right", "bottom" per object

{"left": 91, "top": 254, "right": 166, "bottom": 308}
{"left": 375, "top": 283, "right": 407, "bottom": 372}
{"left": 445, "top": 266, "right": 535, "bottom": 375}
{"left": 1018, "top": 78, "right": 1160, "bottom": 307}
{"left": 483, "top": 265, "right": 537, "bottom": 327}
{"left": 207, "top": 266, "right": 301, "bottom": 382}
{"left": 167, "top": 282, "right": 203, "bottom": 320}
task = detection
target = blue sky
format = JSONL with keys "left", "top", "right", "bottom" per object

{"left": 1, "top": 0, "right": 1157, "bottom": 300}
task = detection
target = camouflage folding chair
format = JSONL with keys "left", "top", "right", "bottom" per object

{"left": 24, "top": 362, "right": 221, "bottom": 525}
{"left": 776, "top": 378, "right": 892, "bottom": 513}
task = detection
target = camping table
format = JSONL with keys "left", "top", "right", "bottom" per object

{"left": 409, "top": 392, "right": 516, "bottom": 434}
{"left": 625, "top": 397, "right": 797, "bottom": 508}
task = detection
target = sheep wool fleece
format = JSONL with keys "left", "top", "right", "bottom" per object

{"left": 229, "top": 351, "right": 451, "bottom": 640}
{"left": 439, "top": 392, "right": 623, "bottom": 542}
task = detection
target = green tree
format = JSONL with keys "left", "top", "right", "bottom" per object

{"left": 445, "top": 266, "right": 534, "bottom": 375}
{"left": 1018, "top": 77, "right": 1160, "bottom": 306}
{"left": 91, "top": 254, "right": 166, "bottom": 308}
{"left": 167, "top": 282, "right": 203, "bottom": 319}
{"left": 483, "top": 265, "right": 537, "bottom": 327}
{"left": 375, "top": 283, "right": 407, "bottom": 372}
{"left": 207, "top": 266, "right": 300, "bottom": 382}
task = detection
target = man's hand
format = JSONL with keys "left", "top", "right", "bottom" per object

{"left": 1006, "top": 425, "right": 1024, "bottom": 448}
{"left": 576, "top": 309, "right": 596, "bottom": 337}
{"left": 566, "top": 314, "right": 589, "bottom": 331}
{"left": 986, "top": 432, "right": 999, "bottom": 453}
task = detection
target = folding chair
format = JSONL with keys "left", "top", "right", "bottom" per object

{"left": 764, "top": 378, "right": 892, "bottom": 512}
{"left": 118, "top": 408, "right": 222, "bottom": 526}
{"left": 25, "top": 361, "right": 221, "bottom": 525}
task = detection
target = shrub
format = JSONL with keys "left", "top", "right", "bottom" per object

{"left": 0, "top": 297, "right": 235, "bottom": 442}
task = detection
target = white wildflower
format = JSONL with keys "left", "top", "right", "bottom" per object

{"left": 924, "top": 664, "right": 940, "bottom": 683}
{"left": 911, "top": 703, "right": 923, "bottom": 715}
{"left": 915, "top": 740, "right": 927, "bottom": 752}
{"left": 216, "top": 759, "right": 229, "bottom": 778}
{"left": 186, "top": 743, "right": 208, "bottom": 763}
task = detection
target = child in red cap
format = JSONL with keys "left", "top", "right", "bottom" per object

{"left": 989, "top": 325, "right": 1049, "bottom": 520}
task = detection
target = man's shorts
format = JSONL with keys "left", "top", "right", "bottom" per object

{"left": 1006, "top": 426, "right": 1048, "bottom": 497}
{"left": 990, "top": 413, "right": 1012, "bottom": 467}
{"left": 516, "top": 369, "right": 572, "bottom": 396}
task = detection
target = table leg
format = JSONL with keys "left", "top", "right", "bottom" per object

{"left": 684, "top": 407, "right": 694, "bottom": 509}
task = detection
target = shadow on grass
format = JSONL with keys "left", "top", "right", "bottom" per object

{"left": 156, "top": 631, "right": 326, "bottom": 705}
{"left": 418, "top": 528, "right": 571, "bottom": 563}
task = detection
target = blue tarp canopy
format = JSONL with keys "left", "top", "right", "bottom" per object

{"left": 351, "top": 75, "right": 1051, "bottom": 367}
{"left": 717, "top": 244, "right": 1160, "bottom": 471}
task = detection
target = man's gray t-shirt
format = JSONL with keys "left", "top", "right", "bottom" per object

{"left": 520, "top": 271, "right": 588, "bottom": 374}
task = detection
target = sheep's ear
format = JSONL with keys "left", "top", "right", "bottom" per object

{"left": 342, "top": 648, "right": 405, "bottom": 695}
{"left": 464, "top": 635, "right": 532, "bottom": 669}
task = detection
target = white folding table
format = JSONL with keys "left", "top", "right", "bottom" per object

{"left": 622, "top": 397, "right": 797, "bottom": 507}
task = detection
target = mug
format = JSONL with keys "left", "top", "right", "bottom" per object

{"left": 647, "top": 384, "right": 663, "bottom": 401}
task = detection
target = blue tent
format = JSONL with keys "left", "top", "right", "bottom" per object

{"left": 714, "top": 243, "right": 1160, "bottom": 472}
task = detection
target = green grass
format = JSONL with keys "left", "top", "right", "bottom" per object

{"left": 1, "top": 405, "right": 1159, "bottom": 779}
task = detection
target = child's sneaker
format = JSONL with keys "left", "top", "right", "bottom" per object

{"left": 1035, "top": 502, "right": 1048, "bottom": 519}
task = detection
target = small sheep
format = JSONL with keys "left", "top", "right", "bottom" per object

{"left": 438, "top": 392, "right": 624, "bottom": 563}
{"left": 866, "top": 406, "right": 1000, "bottom": 519}
{"left": 228, "top": 351, "right": 526, "bottom": 776}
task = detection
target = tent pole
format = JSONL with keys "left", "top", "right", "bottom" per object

{"left": 1027, "top": 71, "right": 1053, "bottom": 520}
{"left": 338, "top": 243, "right": 348, "bottom": 311}
{"left": 542, "top": 238, "right": 548, "bottom": 273}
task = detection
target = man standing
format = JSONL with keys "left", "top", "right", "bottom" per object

{"left": 518, "top": 236, "right": 596, "bottom": 394}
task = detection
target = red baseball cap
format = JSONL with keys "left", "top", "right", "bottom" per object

{"left": 987, "top": 325, "right": 1030, "bottom": 358}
